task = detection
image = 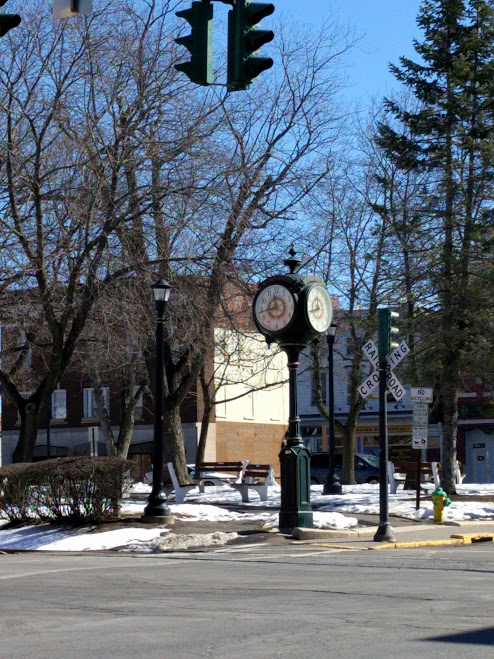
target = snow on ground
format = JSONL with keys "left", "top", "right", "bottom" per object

{"left": 0, "top": 481, "right": 493, "bottom": 553}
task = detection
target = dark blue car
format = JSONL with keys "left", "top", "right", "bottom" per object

{"left": 310, "top": 452, "right": 380, "bottom": 485}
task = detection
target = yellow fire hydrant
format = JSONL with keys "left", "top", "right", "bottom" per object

{"left": 431, "top": 486, "right": 451, "bottom": 523}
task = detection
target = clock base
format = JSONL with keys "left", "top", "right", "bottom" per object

{"left": 279, "top": 510, "right": 314, "bottom": 534}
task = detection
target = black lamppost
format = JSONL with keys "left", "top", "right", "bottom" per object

{"left": 143, "top": 278, "right": 174, "bottom": 521}
{"left": 323, "top": 323, "right": 342, "bottom": 495}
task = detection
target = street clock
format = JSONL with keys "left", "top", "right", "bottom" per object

{"left": 252, "top": 247, "right": 334, "bottom": 533}
{"left": 253, "top": 253, "right": 333, "bottom": 347}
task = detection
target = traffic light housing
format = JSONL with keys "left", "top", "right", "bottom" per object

{"left": 227, "top": 0, "right": 274, "bottom": 91}
{"left": 175, "top": 1, "right": 213, "bottom": 86}
{"left": 378, "top": 308, "right": 399, "bottom": 357}
{"left": 0, "top": 0, "right": 21, "bottom": 38}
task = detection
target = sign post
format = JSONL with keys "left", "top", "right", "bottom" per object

{"left": 411, "top": 395, "right": 431, "bottom": 510}
{"left": 88, "top": 426, "right": 99, "bottom": 457}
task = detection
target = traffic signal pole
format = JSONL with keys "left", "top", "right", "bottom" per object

{"left": 374, "top": 308, "right": 397, "bottom": 543}
{"left": 374, "top": 352, "right": 396, "bottom": 542}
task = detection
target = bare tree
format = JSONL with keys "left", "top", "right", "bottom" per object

{"left": 0, "top": 0, "right": 220, "bottom": 461}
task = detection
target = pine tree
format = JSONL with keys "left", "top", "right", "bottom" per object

{"left": 377, "top": 0, "right": 494, "bottom": 493}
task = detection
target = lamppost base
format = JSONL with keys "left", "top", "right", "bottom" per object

{"left": 373, "top": 522, "right": 396, "bottom": 542}
{"left": 323, "top": 477, "right": 342, "bottom": 495}
{"left": 142, "top": 490, "right": 174, "bottom": 523}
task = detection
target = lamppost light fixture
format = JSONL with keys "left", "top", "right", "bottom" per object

{"left": 151, "top": 278, "right": 172, "bottom": 302}
{"left": 326, "top": 323, "right": 337, "bottom": 338}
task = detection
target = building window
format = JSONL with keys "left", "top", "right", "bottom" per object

{"left": 52, "top": 389, "right": 67, "bottom": 420}
{"left": 83, "top": 387, "right": 109, "bottom": 418}
{"left": 216, "top": 386, "right": 227, "bottom": 419}
{"left": 244, "top": 388, "right": 255, "bottom": 420}
{"left": 312, "top": 371, "right": 327, "bottom": 407}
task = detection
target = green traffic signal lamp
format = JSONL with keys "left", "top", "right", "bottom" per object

{"left": 378, "top": 308, "right": 399, "bottom": 357}
{"left": 0, "top": 0, "right": 21, "bottom": 38}
{"left": 175, "top": 1, "right": 213, "bottom": 86}
{"left": 227, "top": 0, "right": 275, "bottom": 92}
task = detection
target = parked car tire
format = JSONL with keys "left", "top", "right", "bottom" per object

{"left": 310, "top": 477, "right": 319, "bottom": 485}
{"left": 366, "top": 476, "right": 379, "bottom": 484}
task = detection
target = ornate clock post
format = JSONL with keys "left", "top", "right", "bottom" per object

{"left": 253, "top": 248, "right": 333, "bottom": 532}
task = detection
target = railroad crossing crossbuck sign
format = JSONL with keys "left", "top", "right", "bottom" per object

{"left": 358, "top": 339, "right": 409, "bottom": 401}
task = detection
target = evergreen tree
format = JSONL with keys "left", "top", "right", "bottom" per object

{"left": 377, "top": 0, "right": 494, "bottom": 492}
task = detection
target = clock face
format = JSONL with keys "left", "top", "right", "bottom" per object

{"left": 254, "top": 284, "right": 296, "bottom": 333}
{"left": 306, "top": 285, "right": 332, "bottom": 333}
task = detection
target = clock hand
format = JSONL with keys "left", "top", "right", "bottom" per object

{"left": 258, "top": 304, "right": 279, "bottom": 314}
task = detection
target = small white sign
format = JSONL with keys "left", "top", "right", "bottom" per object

{"left": 413, "top": 403, "right": 429, "bottom": 425}
{"left": 411, "top": 387, "right": 433, "bottom": 403}
{"left": 412, "top": 425, "right": 428, "bottom": 449}
{"left": 88, "top": 426, "right": 99, "bottom": 457}
{"left": 412, "top": 435, "right": 428, "bottom": 449}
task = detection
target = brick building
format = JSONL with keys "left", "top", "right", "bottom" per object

{"left": 1, "top": 326, "right": 289, "bottom": 478}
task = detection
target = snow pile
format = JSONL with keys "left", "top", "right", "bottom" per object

{"left": 0, "top": 524, "right": 166, "bottom": 551}
{"left": 121, "top": 531, "right": 238, "bottom": 553}
{"left": 259, "top": 511, "right": 358, "bottom": 531}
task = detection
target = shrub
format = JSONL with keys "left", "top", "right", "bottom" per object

{"left": 0, "top": 456, "right": 133, "bottom": 524}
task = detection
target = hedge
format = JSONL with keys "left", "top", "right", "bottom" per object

{"left": 0, "top": 456, "right": 133, "bottom": 524}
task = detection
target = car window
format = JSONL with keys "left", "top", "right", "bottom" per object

{"left": 362, "top": 454, "right": 380, "bottom": 468}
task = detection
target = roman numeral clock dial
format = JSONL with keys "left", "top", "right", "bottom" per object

{"left": 254, "top": 284, "right": 295, "bottom": 334}
{"left": 306, "top": 284, "right": 332, "bottom": 333}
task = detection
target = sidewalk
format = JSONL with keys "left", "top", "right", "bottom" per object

{"left": 291, "top": 515, "right": 494, "bottom": 550}
{"left": 134, "top": 504, "right": 494, "bottom": 552}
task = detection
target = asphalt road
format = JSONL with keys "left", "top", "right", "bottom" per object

{"left": 1, "top": 543, "right": 494, "bottom": 658}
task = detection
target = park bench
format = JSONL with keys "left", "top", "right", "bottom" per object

{"left": 166, "top": 462, "right": 197, "bottom": 505}
{"left": 387, "top": 461, "right": 406, "bottom": 494}
{"left": 166, "top": 461, "right": 248, "bottom": 504}
{"left": 166, "top": 461, "right": 275, "bottom": 504}
{"left": 387, "top": 461, "right": 441, "bottom": 494}
{"left": 231, "top": 463, "right": 276, "bottom": 502}
{"left": 196, "top": 461, "right": 247, "bottom": 493}
{"left": 398, "top": 461, "right": 436, "bottom": 490}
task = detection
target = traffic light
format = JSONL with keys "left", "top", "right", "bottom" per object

{"left": 227, "top": 0, "right": 274, "bottom": 91}
{"left": 378, "top": 308, "right": 399, "bottom": 357}
{"left": 0, "top": 0, "right": 21, "bottom": 38}
{"left": 175, "top": 1, "right": 213, "bottom": 86}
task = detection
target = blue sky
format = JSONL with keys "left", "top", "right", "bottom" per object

{"left": 279, "top": 0, "right": 423, "bottom": 102}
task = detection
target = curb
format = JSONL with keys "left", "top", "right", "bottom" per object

{"left": 292, "top": 523, "right": 443, "bottom": 541}
{"left": 293, "top": 539, "right": 465, "bottom": 550}
{"left": 450, "top": 533, "right": 494, "bottom": 544}
{"left": 292, "top": 533, "right": 494, "bottom": 551}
